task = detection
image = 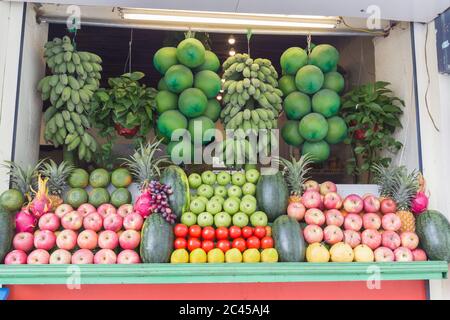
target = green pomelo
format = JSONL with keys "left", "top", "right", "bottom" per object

{"left": 0, "top": 189, "right": 24, "bottom": 212}
{"left": 89, "top": 168, "right": 110, "bottom": 188}
{"left": 110, "top": 188, "right": 132, "bottom": 207}
{"left": 157, "top": 78, "right": 169, "bottom": 91}
{"left": 278, "top": 75, "right": 297, "bottom": 96}
{"left": 167, "top": 139, "right": 194, "bottom": 163}
{"left": 64, "top": 188, "right": 88, "bottom": 209}
{"left": 195, "top": 50, "right": 220, "bottom": 72}
{"left": 280, "top": 47, "right": 308, "bottom": 75}
{"left": 178, "top": 88, "right": 208, "bottom": 118}
{"left": 325, "top": 116, "right": 348, "bottom": 144}
{"left": 157, "top": 110, "right": 188, "bottom": 140}
{"left": 111, "top": 168, "right": 132, "bottom": 188}
{"left": 176, "top": 38, "right": 206, "bottom": 68}
{"left": 164, "top": 64, "right": 194, "bottom": 94}
{"left": 312, "top": 89, "right": 341, "bottom": 118}
{"left": 153, "top": 47, "right": 178, "bottom": 75}
{"left": 309, "top": 44, "right": 340, "bottom": 73}
{"left": 194, "top": 70, "right": 221, "bottom": 99}
{"left": 89, "top": 188, "right": 110, "bottom": 208}
{"left": 68, "top": 168, "right": 89, "bottom": 188}
{"left": 281, "top": 120, "right": 304, "bottom": 146}
{"left": 298, "top": 113, "right": 329, "bottom": 142}
{"left": 203, "top": 99, "right": 221, "bottom": 122}
{"left": 188, "top": 116, "right": 216, "bottom": 145}
{"left": 155, "top": 90, "right": 178, "bottom": 114}
{"left": 323, "top": 71, "right": 345, "bottom": 93}
{"left": 302, "top": 140, "right": 330, "bottom": 162}
{"left": 155, "top": 126, "right": 170, "bottom": 145}
{"left": 295, "top": 65, "right": 324, "bottom": 94}
{"left": 283, "top": 91, "right": 311, "bottom": 120}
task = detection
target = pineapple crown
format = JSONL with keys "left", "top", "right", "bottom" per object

{"left": 371, "top": 163, "right": 405, "bottom": 197}
{"left": 274, "top": 154, "right": 314, "bottom": 196}
{"left": 1, "top": 160, "right": 44, "bottom": 196}
{"left": 391, "top": 168, "right": 419, "bottom": 210}
{"left": 39, "top": 159, "right": 74, "bottom": 196}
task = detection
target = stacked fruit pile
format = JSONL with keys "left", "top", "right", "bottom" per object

{"left": 279, "top": 45, "right": 348, "bottom": 162}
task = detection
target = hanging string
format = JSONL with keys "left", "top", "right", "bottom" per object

{"left": 246, "top": 28, "right": 252, "bottom": 56}
{"left": 307, "top": 33, "right": 312, "bottom": 55}
{"left": 124, "top": 28, "right": 134, "bottom": 74}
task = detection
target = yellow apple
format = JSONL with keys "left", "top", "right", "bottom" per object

{"left": 353, "top": 244, "right": 374, "bottom": 262}
{"left": 330, "top": 242, "right": 354, "bottom": 262}
{"left": 306, "top": 243, "right": 330, "bottom": 262}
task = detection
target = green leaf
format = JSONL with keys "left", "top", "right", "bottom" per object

{"left": 354, "top": 146, "right": 365, "bottom": 154}
{"left": 367, "top": 102, "right": 384, "bottom": 113}
{"left": 129, "top": 72, "right": 145, "bottom": 81}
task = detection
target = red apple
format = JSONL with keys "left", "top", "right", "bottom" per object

{"left": 362, "top": 213, "right": 382, "bottom": 230}
{"left": 38, "top": 213, "right": 60, "bottom": 231}
{"left": 303, "top": 180, "right": 320, "bottom": 192}
{"left": 27, "top": 249, "right": 50, "bottom": 264}
{"left": 344, "top": 213, "right": 363, "bottom": 231}
{"left": 363, "top": 195, "right": 381, "bottom": 213}
{"left": 61, "top": 211, "right": 83, "bottom": 230}
{"left": 319, "top": 181, "right": 337, "bottom": 195}
{"left": 394, "top": 247, "right": 413, "bottom": 261}
{"left": 119, "top": 229, "right": 141, "bottom": 250}
{"left": 97, "top": 204, "right": 117, "bottom": 218}
{"left": 287, "top": 202, "right": 306, "bottom": 221}
{"left": 343, "top": 230, "right": 361, "bottom": 248}
{"left": 343, "top": 194, "right": 364, "bottom": 214}
{"left": 303, "top": 224, "right": 324, "bottom": 244}
{"left": 4, "top": 250, "right": 27, "bottom": 264}
{"left": 381, "top": 230, "right": 401, "bottom": 250}
{"left": 117, "top": 204, "right": 134, "bottom": 218}
{"left": 302, "top": 190, "right": 322, "bottom": 209}
{"left": 34, "top": 230, "right": 56, "bottom": 251}
{"left": 103, "top": 213, "right": 123, "bottom": 232}
{"left": 56, "top": 229, "right": 77, "bottom": 250}
{"left": 323, "top": 192, "right": 342, "bottom": 210}
{"left": 304, "top": 208, "right": 325, "bottom": 226}
{"left": 83, "top": 212, "right": 103, "bottom": 232}
{"left": 123, "top": 212, "right": 144, "bottom": 231}
{"left": 323, "top": 225, "right": 344, "bottom": 245}
{"left": 77, "top": 229, "right": 98, "bottom": 250}
{"left": 117, "top": 249, "right": 141, "bottom": 264}
{"left": 55, "top": 204, "right": 73, "bottom": 218}
{"left": 380, "top": 198, "right": 397, "bottom": 214}
{"left": 400, "top": 232, "right": 419, "bottom": 250}
{"left": 49, "top": 249, "right": 72, "bottom": 264}
{"left": 361, "top": 229, "right": 382, "bottom": 250}
{"left": 71, "top": 249, "right": 94, "bottom": 264}
{"left": 325, "top": 209, "right": 344, "bottom": 227}
{"left": 98, "top": 230, "right": 119, "bottom": 249}
{"left": 374, "top": 247, "right": 395, "bottom": 262}
{"left": 412, "top": 248, "right": 427, "bottom": 261}
{"left": 381, "top": 213, "right": 401, "bottom": 231}
{"left": 77, "top": 203, "right": 97, "bottom": 217}
{"left": 13, "top": 232, "right": 34, "bottom": 252}
{"left": 94, "top": 248, "right": 117, "bottom": 264}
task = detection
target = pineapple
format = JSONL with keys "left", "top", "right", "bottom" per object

{"left": 275, "top": 154, "right": 313, "bottom": 203}
{"left": 1, "top": 160, "right": 43, "bottom": 200}
{"left": 391, "top": 169, "right": 419, "bottom": 233}
{"left": 371, "top": 163, "right": 405, "bottom": 198}
{"left": 39, "top": 160, "right": 74, "bottom": 209}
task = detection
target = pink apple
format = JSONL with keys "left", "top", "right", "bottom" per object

{"left": 325, "top": 209, "right": 344, "bottom": 227}
{"left": 303, "top": 224, "right": 324, "bottom": 244}
{"left": 49, "top": 249, "right": 72, "bottom": 264}
{"left": 303, "top": 180, "right": 320, "bottom": 192}
{"left": 301, "top": 190, "right": 322, "bottom": 209}
{"left": 394, "top": 247, "right": 413, "bottom": 262}
{"left": 119, "top": 230, "right": 141, "bottom": 250}
{"left": 71, "top": 249, "right": 94, "bottom": 264}
{"left": 123, "top": 212, "right": 144, "bottom": 231}
{"left": 287, "top": 202, "right": 306, "bottom": 221}
{"left": 61, "top": 211, "right": 83, "bottom": 230}
{"left": 319, "top": 181, "right": 337, "bottom": 195}
{"left": 103, "top": 213, "right": 123, "bottom": 232}
{"left": 34, "top": 230, "right": 56, "bottom": 250}
{"left": 77, "top": 203, "right": 97, "bottom": 217}
{"left": 363, "top": 195, "right": 381, "bottom": 213}
{"left": 343, "top": 230, "right": 361, "bottom": 248}
{"left": 381, "top": 213, "right": 401, "bottom": 231}
{"left": 304, "top": 208, "right": 325, "bottom": 226}
{"left": 381, "top": 230, "right": 401, "bottom": 250}
{"left": 412, "top": 248, "right": 427, "bottom": 261}
{"left": 343, "top": 194, "right": 364, "bottom": 214}
{"left": 374, "top": 247, "right": 395, "bottom": 262}
{"left": 400, "top": 232, "right": 419, "bottom": 250}
{"left": 83, "top": 212, "right": 103, "bottom": 232}
{"left": 77, "top": 230, "right": 98, "bottom": 250}
{"left": 13, "top": 232, "right": 34, "bottom": 252}
{"left": 117, "top": 204, "right": 134, "bottom": 218}
{"left": 323, "top": 225, "right": 344, "bottom": 245}
{"left": 27, "top": 249, "right": 50, "bottom": 264}
{"left": 4, "top": 250, "right": 27, "bottom": 264}
{"left": 38, "top": 213, "right": 60, "bottom": 231}
{"left": 94, "top": 248, "right": 117, "bottom": 264}
{"left": 56, "top": 229, "right": 78, "bottom": 250}
{"left": 344, "top": 213, "right": 363, "bottom": 231}
{"left": 380, "top": 198, "right": 397, "bottom": 214}
{"left": 97, "top": 203, "right": 117, "bottom": 218}
{"left": 361, "top": 229, "right": 382, "bottom": 250}
{"left": 117, "top": 250, "right": 141, "bottom": 264}
{"left": 363, "top": 213, "right": 382, "bottom": 230}
{"left": 98, "top": 230, "right": 119, "bottom": 249}
{"left": 55, "top": 204, "right": 73, "bottom": 218}
{"left": 323, "top": 192, "right": 342, "bottom": 210}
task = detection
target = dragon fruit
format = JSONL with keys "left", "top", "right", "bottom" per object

{"left": 15, "top": 208, "right": 37, "bottom": 233}
{"left": 412, "top": 191, "right": 429, "bottom": 214}
{"left": 29, "top": 175, "right": 52, "bottom": 218}
{"left": 134, "top": 188, "right": 153, "bottom": 218}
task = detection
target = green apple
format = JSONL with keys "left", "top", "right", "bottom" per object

{"left": 241, "top": 182, "right": 256, "bottom": 196}
{"left": 190, "top": 198, "right": 206, "bottom": 214}
{"left": 206, "top": 200, "right": 222, "bottom": 215}
{"left": 250, "top": 211, "right": 268, "bottom": 227}
{"left": 214, "top": 185, "right": 227, "bottom": 198}
{"left": 181, "top": 212, "right": 197, "bottom": 226}
{"left": 196, "top": 195, "right": 209, "bottom": 205}
{"left": 188, "top": 173, "right": 202, "bottom": 189}
{"left": 231, "top": 171, "right": 246, "bottom": 186}
{"left": 197, "top": 184, "right": 214, "bottom": 199}
{"left": 214, "top": 211, "right": 232, "bottom": 228}
{"left": 227, "top": 185, "right": 242, "bottom": 198}
{"left": 201, "top": 170, "right": 216, "bottom": 185}
{"left": 245, "top": 169, "right": 260, "bottom": 184}
{"left": 197, "top": 212, "right": 214, "bottom": 227}
{"left": 216, "top": 171, "right": 231, "bottom": 186}
{"left": 241, "top": 194, "right": 257, "bottom": 204}
{"left": 223, "top": 197, "right": 240, "bottom": 215}
{"left": 210, "top": 195, "right": 225, "bottom": 205}
{"left": 244, "top": 163, "right": 257, "bottom": 171}
{"left": 233, "top": 212, "right": 249, "bottom": 228}
{"left": 240, "top": 199, "right": 257, "bottom": 215}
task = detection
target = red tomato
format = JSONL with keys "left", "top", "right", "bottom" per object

{"left": 189, "top": 225, "right": 202, "bottom": 238}
{"left": 202, "top": 226, "right": 215, "bottom": 241}
{"left": 229, "top": 226, "right": 242, "bottom": 239}
{"left": 216, "top": 239, "right": 231, "bottom": 252}
{"left": 174, "top": 237, "right": 187, "bottom": 249}
{"left": 265, "top": 226, "right": 272, "bottom": 237}
{"left": 260, "top": 236, "right": 274, "bottom": 249}
{"left": 241, "top": 226, "right": 253, "bottom": 239}
{"left": 253, "top": 226, "right": 266, "bottom": 239}
{"left": 201, "top": 240, "right": 215, "bottom": 253}
{"left": 215, "top": 227, "right": 229, "bottom": 240}
{"left": 187, "top": 237, "right": 201, "bottom": 251}
{"left": 246, "top": 236, "right": 260, "bottom": 249}
{"left": 174, "top": 224, "right": 188, "bottom": 238}
{"left": 232, "top": 237, "right": 246, "bottom": 252}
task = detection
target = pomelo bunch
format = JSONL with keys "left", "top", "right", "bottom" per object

{"left": 279, "top": 45, "right": 348, "bottom": 162}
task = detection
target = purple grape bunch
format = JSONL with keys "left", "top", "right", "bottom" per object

{"left": 148, "top": 180, "right": 176, "bottom": 224}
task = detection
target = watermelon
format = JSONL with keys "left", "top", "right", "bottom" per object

{"left": 140, "top": 213, "right": 174, "bottom": 263}
{"left": 160, "top": 165, "right": 190, "bottom": 219}
{"left": 272, "top": 215, "right": 306, "bottom": 262}
{"left": 0, "top": 208, "right": 13, "bottom": 263}
{"left": 256, "top": 172, "right": 289, "bottom": 221}
{"left": 416, "top": 210, "right": 450, "bottom": 262}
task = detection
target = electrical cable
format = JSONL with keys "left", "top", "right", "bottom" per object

{"left": 339, "top": 16, "right": 390, "bottom": 36}
{"left": 123, "top": 28, "right": 133, "bottom": 73}
{"left": 423, "top": 23, "right": 440, "bottom": 132}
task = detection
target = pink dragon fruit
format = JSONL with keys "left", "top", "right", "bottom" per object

{"left": 15, "top": 208, "right": 37, "bottom": 233}
{"left": 29, "top": 175, "right": 51, "bottom": 218}
{"left": 411, "top": 191, "right": 429, "bottom": 214}
{"left": 134, "top": 189, "right": 153, "bottom": 218}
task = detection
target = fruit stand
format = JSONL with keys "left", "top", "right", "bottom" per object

{"left": 0, "top": 1, "right": 449, "bottom": 300}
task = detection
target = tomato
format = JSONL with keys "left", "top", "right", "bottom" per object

{"left": 188, "top": 225, "right": 202, "bottom": 238}
{"left": 241, "top": 226, "right": 253, "bottom": 239}
{"left": 232, "top": 237, "right": 246, "bottom": 252}
{"left": 260, "top": 236, "right": 274, "bottom": 249}
{"left": 201, "top": 226, "right": 215, "bottom": 241}
{"left": 201, "top": 240, "right": 214, "bottom": 253}
{"left": 253, "top": 226, "right": 266, "bottom": 239}
{"left": 215, "top": 227, "right": 229, "bottom": 240}
{"left": 187, "top": 237, "right": 201, "bottom": 251}
{"left": 216, "top": 239, "right": 231, "bottom": 252}
{"left": 174, "top": 237, "right": 187, "bottom": 249}
{"left": 265, "top": 226, "right": 272, "bottom": 237}
{"left": 228, "top": 226, "right": 242, "bottom": 239}
{"left": 174, "top": 224, "right": 188, "bottom": 238}
{"left": 246, "top": 236, "right": 260, "bottom": 249}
